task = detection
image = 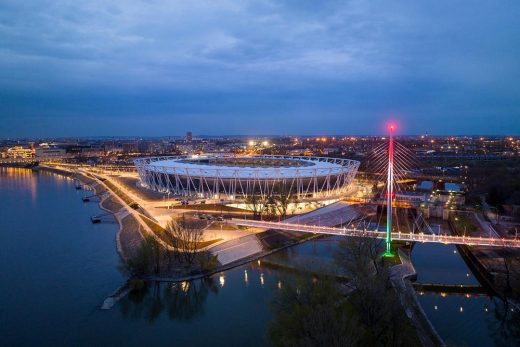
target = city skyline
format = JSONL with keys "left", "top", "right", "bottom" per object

{"left": 1, "top": 0, "right": 520, "bottom": 137}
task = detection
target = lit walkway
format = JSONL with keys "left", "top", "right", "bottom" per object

{"left": 230, "top": 219, "right": 520, "bottom": 248}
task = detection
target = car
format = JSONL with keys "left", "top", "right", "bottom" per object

{"left": 217, "top": 216, "right": 224, "bottom": 221}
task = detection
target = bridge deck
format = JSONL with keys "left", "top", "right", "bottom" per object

{"left": 231, "top": 219, "right": 520, "bottom": 248}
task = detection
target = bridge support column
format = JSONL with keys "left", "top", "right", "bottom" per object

{"left": 383, "top": 124, "right": 395, "bottom": 257}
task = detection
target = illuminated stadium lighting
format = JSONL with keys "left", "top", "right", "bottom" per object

{"left": 134, "top": 155, "right": 359, "bottom": 202}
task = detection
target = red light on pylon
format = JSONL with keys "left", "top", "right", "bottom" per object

{"left": 388, "top": 123, "right": 396, "bottom": 132}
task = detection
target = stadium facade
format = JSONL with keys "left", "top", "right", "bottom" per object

{"left": 134, "top": 155, "right": 359, "bottom": 202}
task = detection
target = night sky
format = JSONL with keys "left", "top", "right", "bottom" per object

{"left": 1, "top": 1, "right": 520, "bottom": 137}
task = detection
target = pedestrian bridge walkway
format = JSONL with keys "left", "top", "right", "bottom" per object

{"left": 230, "top": 219, "right": 520, "bottom": 249}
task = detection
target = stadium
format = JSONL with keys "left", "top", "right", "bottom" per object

{"left": 134, "top": 155, "right": 360, "bottom": 202}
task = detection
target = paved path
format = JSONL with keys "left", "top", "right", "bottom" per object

{"left": 210, "top": 235, "right": 264, "bottom": 265}
{"left": 285, "top": 201, "right": 361, "bottom": 226}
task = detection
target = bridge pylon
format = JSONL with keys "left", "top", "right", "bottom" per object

{"left": 383, "top": 124, "right": 395, "bottom": 257}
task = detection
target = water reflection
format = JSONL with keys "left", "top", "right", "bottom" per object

{"left": 0, "top": 167, "right": 38, "bottom": 202}
{"left": 413, "top": 243, "right": 520, "bottom": 346}
{"left": 488, "top": 298, "right": 520, "bottom": 346}
{"left": 114, "top": 240, "right": 340, "bottom": 327}
{"left": 118, "top": 277, "right": 219, "bottom": 322}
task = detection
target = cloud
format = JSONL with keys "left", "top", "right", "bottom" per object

{"left": 0, "top": 0, "right": 519, "bottom": 136}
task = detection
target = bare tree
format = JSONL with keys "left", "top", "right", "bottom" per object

{"left": 275, "top": 182, "right": 294, "bottom": 218}
{"left": 333, "top": 237, "right": 413, "bottom": 344}
{"left": 269, "top": 236, "right": 417, "bottom": 346}
{"left": 264, "top": 194, "right": 277, "bottom": 219}
{"left": 502, "top": 254, "right": 520, "bottom": 299}
{"left": 164, "top": 215, "right": 204, "bottom": 265}
{"left": 245, "top": 194, "right": 264, "bottom": 218}
{"left": 334, "top": 235, "right": 385, "bottom": 278}
{"left": 125, "top": 235, "right": 162, "bottom": 275}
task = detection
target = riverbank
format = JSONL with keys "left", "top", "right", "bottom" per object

{"left": 448, "top": 217, "right": 520, "bottom": 306}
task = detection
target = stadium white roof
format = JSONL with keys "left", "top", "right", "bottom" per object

{"left": 145, "top": 157, "right": 350, "bottom": 179}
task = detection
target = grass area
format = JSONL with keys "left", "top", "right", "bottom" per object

{"left": 384, "top": 242, "right": 405, "bottom": 266}
{"left": 452, "top": 214, "right": 478, "bottom": 235}
{"left": 101, "top": 178, "right": 135, "bottom": 206}
{"left": 101, "top": 197, "right": 124, "bottom": 212}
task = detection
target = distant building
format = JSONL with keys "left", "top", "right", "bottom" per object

{"left": 35, "top": 146, "right": 66, "bottom": 157}
{"left": 443, "top": 182, "right": 462, "bottom": 193}
{"left": 186, "top": 131, "right": 193, "bottom": 142}
{"left": 322, "top": 147, "right": 340, "bottom": 155}
{"left": 138, "top": 141, "right": 153, "bottom": 153}
{"left": 177, "top": 143, "right": 196, "bottom": 154}
{"left": 122, "top": 142, "right": 139, "bottom": 153}
{"left": 288, "top": 149, "right": 314, "bottom": 156}
{"left": 7, "top": 146, "right": 33, "bottom": 158}
{"left": 104, "top": 145, "right": 123, "bottom": 154}
{"left": 395, "top": 191, "right": 428, "bottom": 203}
{"left": 79, "top": 146, "right": 104, "bottom": 157}
{"left": 417, "top": 181, "right": 434, "bottom": 192}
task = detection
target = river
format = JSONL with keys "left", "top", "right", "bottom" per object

{"left": 1, "top": 167, "right": 518, "bottom": 346}
{"left": 412, "top": 242, "right": 519, "bottom": 346}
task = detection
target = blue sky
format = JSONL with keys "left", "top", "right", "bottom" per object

{"left": 1, "top": 0, "right": 519, "bottom": 137}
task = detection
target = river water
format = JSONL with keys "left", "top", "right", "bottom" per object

{"left": 412, "top": 243, "right": 519, "bottom": 346}
{"left": 0, "top": 167, "right": 518, "bottom": 346}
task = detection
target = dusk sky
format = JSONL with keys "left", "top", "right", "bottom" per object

{"left": 1, "top": 0, "right": 520, "bottom": 137}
